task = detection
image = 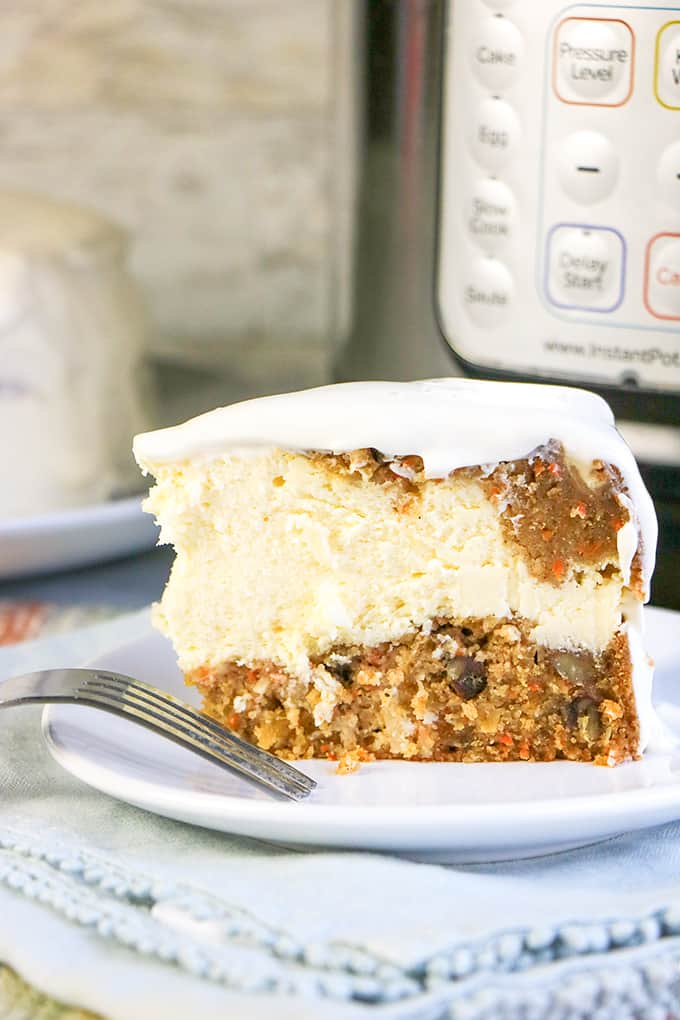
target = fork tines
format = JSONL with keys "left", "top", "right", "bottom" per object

{"left": 74, "top": 670, "right": 316, "bottom": 800}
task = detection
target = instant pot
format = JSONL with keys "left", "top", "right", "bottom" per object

{"left": 336, "top": 0, "right": 680, "bottom": 608}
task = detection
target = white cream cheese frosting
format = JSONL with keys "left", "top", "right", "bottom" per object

{"left": 134, "top": 378, "right": 658, "bottom": 753}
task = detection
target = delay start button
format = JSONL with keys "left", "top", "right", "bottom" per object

{"left": 554, "top": 17, "right": 634, "bottom": 106}
{"left": 546, "top": 224, "right": 625, "bottom": 313}
{"left": 462, "top": 256, "right": 513, "bottom": 327}
{"left": 645, "top": 233, "right": 680, "bottom": 320}
{"left": 470, "top": 15, "right": 524, "bottom": 89}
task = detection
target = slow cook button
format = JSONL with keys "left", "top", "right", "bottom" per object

{"left": 466, "top": 178, "right": 518, "bottom": 253}
{"left": 546, "top": 225, "right": 625, "bottom": 312}
{"left": 469, "top": 98, "right": 521, "bottom": 171}
{"left": 554, "top": 17, "right": 634, "bottom": 105}
{"left": 655, "top": 22, "right": 680, "bottom": 109}
{"left": 645, "top": 234, "right": 680, "bottom": 320}
{"left": 557, "top": 131, "right": 619, "bottom": 203}
{"left": 462, "top": 256, "right": 514, "bottom": 326}
{"left": 471, "top": 15, "right": 524, "bottom": 89}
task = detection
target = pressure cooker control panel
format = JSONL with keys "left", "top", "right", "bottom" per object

{"left": 438, "top": 1, "right": 680, "bottom": 391}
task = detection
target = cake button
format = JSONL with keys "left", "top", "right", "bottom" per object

{"left": 557, "top": 131, "right": 619, "bottom": 203}
{"left": 469, "top": 97, "right": 521, "bottom": 171}
{"left": 471, "top": 15, "right": 524, "bottom": 89}
{"left": 644, "top": 234, "right": 680, "bottom": 320}
{"left": 466, "top": 178, "right": 518, "bottom": 254}
{"left": 462, "top": 255, "right": 514, "bottom": 326}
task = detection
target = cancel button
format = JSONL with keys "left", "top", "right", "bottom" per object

{"left": 645, "top": 234, "right": 680, "bottom": 321}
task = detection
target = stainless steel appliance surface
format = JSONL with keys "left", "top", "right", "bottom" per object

{"left": 336, "top": 0, "right": 680, "bottom": 608}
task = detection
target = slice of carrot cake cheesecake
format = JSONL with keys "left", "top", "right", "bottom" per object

{"left": 133, "top": 380, "right": 657, "bottom": 766}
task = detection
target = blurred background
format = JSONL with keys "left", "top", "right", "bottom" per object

{"left": 0, "top": 0, "right": 352, "bottom": 417}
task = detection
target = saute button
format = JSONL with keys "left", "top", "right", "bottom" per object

{"left": 462, "top": 256, "right": 514, "bottom": 327}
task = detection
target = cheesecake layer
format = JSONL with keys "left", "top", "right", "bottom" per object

{"left": 145, "top": 447, "right": 629, "bottom": 673}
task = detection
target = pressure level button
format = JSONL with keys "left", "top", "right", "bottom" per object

{"left": 554, "top": 17, "right": 634, "bottom": 106}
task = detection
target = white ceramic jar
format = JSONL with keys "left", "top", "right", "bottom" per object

{"left": 0, "top": 191, "right": 152, "bottom": 518}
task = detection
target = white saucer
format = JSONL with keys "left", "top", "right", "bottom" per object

{"left": 43, "top": 606, "right": 680, "bottom": 863}
{"left": 0, "top": 496, "right": 159, "bottom": 579}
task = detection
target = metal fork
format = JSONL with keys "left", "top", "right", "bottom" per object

{"left": 1, "top": 668, "right": 316, "bottom": 801}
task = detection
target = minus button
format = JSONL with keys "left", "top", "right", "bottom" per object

{"left": 557, "top": 131, "right": 618, "bottom": 204}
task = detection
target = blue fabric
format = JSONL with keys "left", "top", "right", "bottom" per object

{"left": 1, "top": 611, "right": 680, "bottom": 1020}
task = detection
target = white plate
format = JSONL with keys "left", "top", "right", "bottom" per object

{"left": 0, "top": 497, "right": 159, "bottom": 579}
{"left": 43, "top": 606, "right": 680, "bottom": 863}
